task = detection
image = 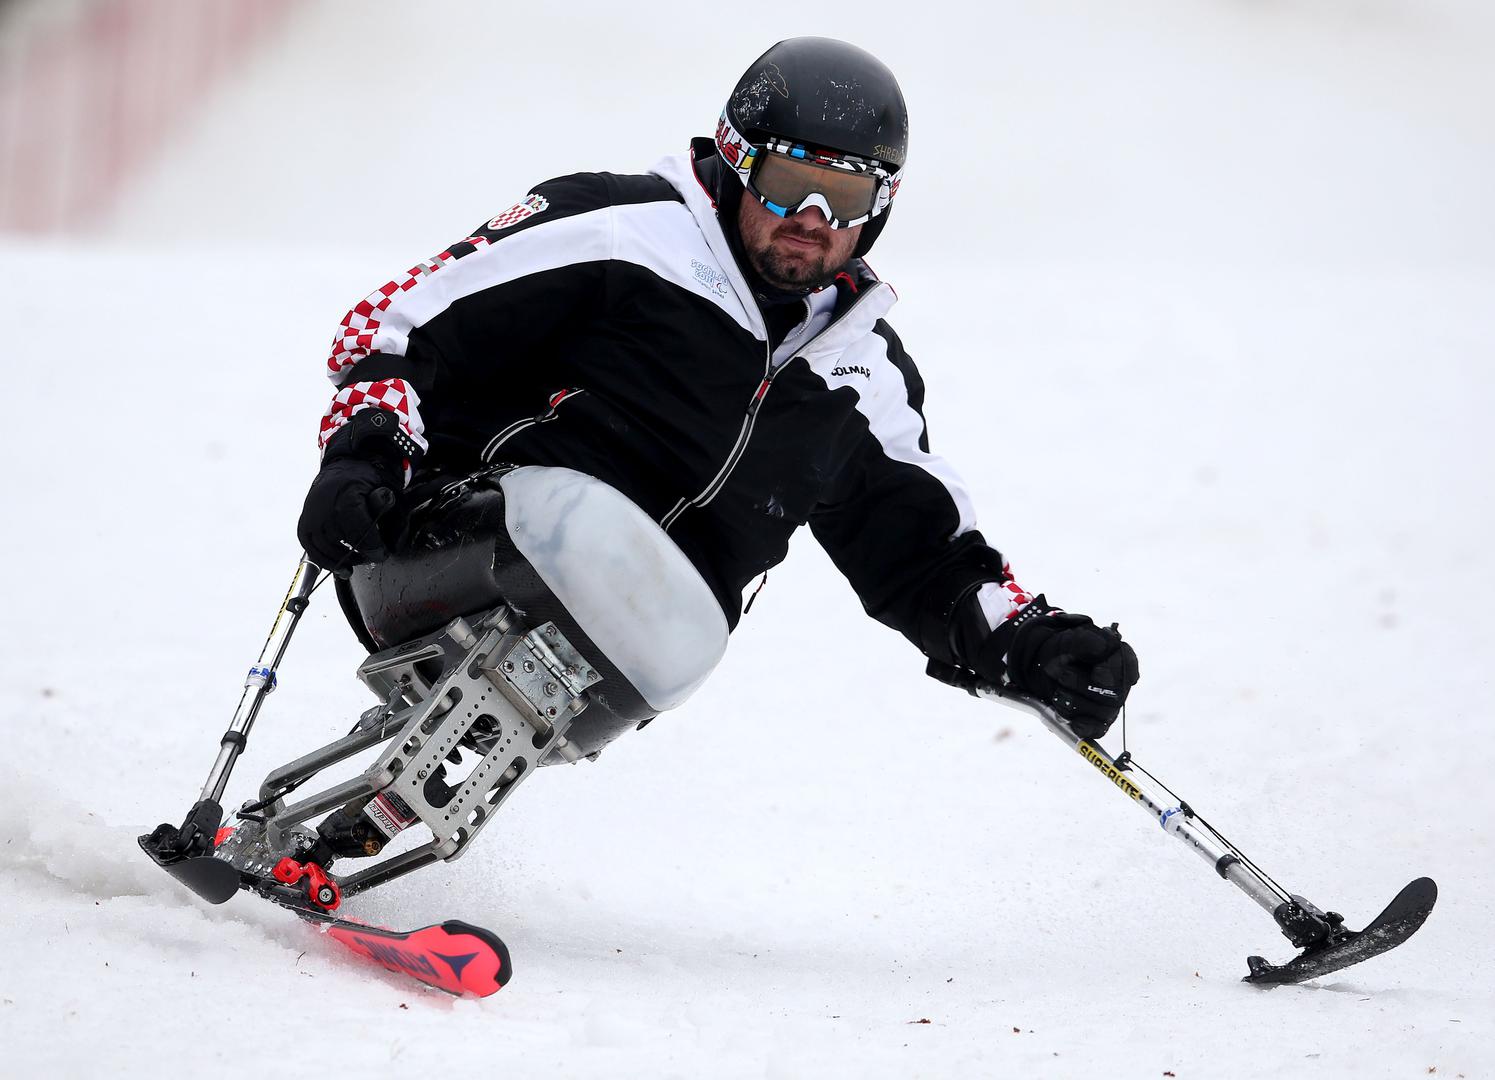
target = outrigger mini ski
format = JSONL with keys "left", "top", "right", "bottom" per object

{"left": 928, "top": 660, "right": 1437, "bottom": 986}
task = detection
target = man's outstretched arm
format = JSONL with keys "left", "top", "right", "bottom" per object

{"left": 809, "top": 322, "right": 1138, "bottom": 734}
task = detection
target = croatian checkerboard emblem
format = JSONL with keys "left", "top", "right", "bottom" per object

{"left": 488, "top": 194, "right": 550, "bottom": 231}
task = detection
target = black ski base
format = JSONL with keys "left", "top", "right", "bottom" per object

{"left": 138, "top": 807, "right": 241, "bottom": 905}
{"left": 1243, "top": 877, "right": 1437, "bottom": 986}
{"left": 148, "top": 851, "right": 241, "bottom": 904}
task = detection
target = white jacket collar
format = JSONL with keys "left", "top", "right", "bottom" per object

{"left": 649, "top": 150, "right": 896, "bottom": 348}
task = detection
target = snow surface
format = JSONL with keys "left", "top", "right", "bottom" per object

{"left": 4, "top": 2, "right": 1494, "bottom": 1077}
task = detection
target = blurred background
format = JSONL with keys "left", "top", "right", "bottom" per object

{"left": 3, "top": 3, "right": 1492, "bottom": 1076}
{"left": 3, "top": 0, "right": 1492, "bottom": 266}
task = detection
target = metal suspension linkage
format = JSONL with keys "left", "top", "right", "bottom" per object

{"left": 230, "top": 605, "right": 603, "bottom": 903}
{"left": 140, "top": 560, "right": 608, "bottom": 912}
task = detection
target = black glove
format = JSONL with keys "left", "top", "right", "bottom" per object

{"left": 296, "top": 408, "right": 415, "bottom": 576}
{"left": 973, "top": 595, "right": 1140, "bottom": 739}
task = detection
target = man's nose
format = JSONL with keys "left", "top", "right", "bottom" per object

{"left": 789, "top": 204, "right": 830, "bottom": 228}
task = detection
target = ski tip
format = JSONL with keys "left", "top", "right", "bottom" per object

{"left": 441, "top": 920, "right": 514, "bottom": 991}
{"left": 1377, "top": 876, "right": 1438, "bottom": 930}
{"left": 1404, "top": 876, "right": 1438, "bottom": 905}
{"left": 322, "top": 918, "right": 513, "bottom": 997}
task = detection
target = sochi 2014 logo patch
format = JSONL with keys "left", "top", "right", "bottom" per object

{"left": 691, "top": 259, "right": 730, "bottom": 299}
{"left": 487, "top": 193, "right": 549, "bottom": 231}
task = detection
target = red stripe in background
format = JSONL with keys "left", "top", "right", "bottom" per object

{"left": 0, "top": 0, "right": 297, "bottom": 233}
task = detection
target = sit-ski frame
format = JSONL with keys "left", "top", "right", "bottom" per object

{"left": 141, "top": 558, "right": 602, "bottom": 903}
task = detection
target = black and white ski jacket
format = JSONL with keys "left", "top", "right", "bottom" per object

{"left": 316, "top": 140, "right": 1033, "bottom": 657}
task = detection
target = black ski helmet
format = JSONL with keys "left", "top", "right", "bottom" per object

{"left": 716, "top": 37, "right": 908, "bottom": 258}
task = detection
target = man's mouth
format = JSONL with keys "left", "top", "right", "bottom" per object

{"left": 777, "top": 231, "right": 826, "bottom": 252}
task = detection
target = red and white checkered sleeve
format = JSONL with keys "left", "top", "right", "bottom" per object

{"left": 316, "top": 175, "right": 612, "bottom": 470}
{"left": 974, "top": 562, "right": 1036, "bottom": 629}
{"left": 317, "top": 239, "right": 493, "bottom": 474}
{"left": 323, "top": 236, "right": 495, "bottom": 387}
{"left": 317, "top": 378, "right": 427, "bottom": 483}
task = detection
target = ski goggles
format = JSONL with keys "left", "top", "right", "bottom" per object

{"left": 717, "top": 115, "right": 901, "bottom": 230}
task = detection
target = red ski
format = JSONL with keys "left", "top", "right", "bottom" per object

{"left": 258, "top": 862, "right": 512, "bottom": 997}
{"left": 306, "top": 911, "right": 512, "bottom": 997}
{"left": 136, "top": 841, "right": 513, "bottom": 997}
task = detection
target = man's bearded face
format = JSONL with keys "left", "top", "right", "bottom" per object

{"left": 736, "top": 196, "right": 862, "bottom": 292}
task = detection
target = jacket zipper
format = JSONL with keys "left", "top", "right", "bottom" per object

{"left": 481, "top": 387, "right": 585, "bottom": 462}
{"left": 661, "top": 340, "right": 777, "bottom": 531}
{"left": 660, "top": 286, "right": 880, "bottom": 532}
